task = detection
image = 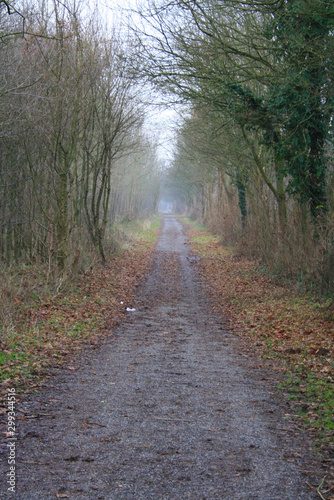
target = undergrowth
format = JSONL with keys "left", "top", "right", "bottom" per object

{"left": 179, "top": 215, "right": 334, "bottom": 455}
{"left": 0, "top": 216, "right": 161, "bottom": 393}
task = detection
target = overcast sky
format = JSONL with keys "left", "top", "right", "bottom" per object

{"left": 89, "top": 0, "right": 182, "bottom": 164}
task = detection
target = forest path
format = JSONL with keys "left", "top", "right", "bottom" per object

{"left": 1, "top": 215, "right": 316, "bottom": 499}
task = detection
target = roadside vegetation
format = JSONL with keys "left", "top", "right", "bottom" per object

{"left": 0, "top": 0, "right": 333, "bottom": 476}
{"left": 0, "top": 217, "right": 161, "bottom": 394}
{"left": 135, "top": 0, "right": 334, "bottom": 298}
{"left": 0, "top": 0, "right": 163, "bottom": 393}
{"left": 182, "top": 217, "right": 333, "bottom": 458}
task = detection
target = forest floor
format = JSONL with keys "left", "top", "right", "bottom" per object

{"left": 0, "top": 214, "right": 332, "bottom": 498}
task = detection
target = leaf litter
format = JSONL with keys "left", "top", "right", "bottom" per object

{"left": 0, "top": 214, "right": 330, "bottom": 498}
{"left": 180, "top": 216, "right": 334, "bottom": 495}
{"left": 0, "top": 224, "right": 159, "bottom": 397}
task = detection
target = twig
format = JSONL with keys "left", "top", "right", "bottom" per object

{"left": 306, "top": 481, "right": 314, "bottom": 491}
{"left": 26, "top": 413, "right": 53, "bottom": 418}
{"left": 317, "top": 475, "right": 327, "bottom": 500}
{"left": 84, "top": 420, "right": 107, "bottom": 428}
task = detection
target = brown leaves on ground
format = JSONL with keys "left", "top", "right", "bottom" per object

{"left": 182, "top": 218, "right": 333, "bottom": 468}
{"left": 0, "top": 233, "right": 158, "bottom": 395}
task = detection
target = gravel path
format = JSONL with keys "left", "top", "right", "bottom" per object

{"left": 1, "top": 215, "right": 317, "bottom": 499}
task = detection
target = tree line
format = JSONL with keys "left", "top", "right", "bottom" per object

{"left": 134, "top": 0, "right": 334, "bottom": 292}
{"left": 1, "top": 0, "right": 333, "bottom": 294}
{"left": 0, "top": 0, "right": 161, "bottom": 289}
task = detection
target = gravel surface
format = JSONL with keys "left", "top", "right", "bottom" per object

{"left": 0, "top": 215, "right": 319, "bottom": 499}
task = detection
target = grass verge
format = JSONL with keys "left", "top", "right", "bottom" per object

{"left": 0, "top": 216, "right": 161, "bottom": 394}
{"left": 180, "top": 217, "right": 334, "bottom": 456}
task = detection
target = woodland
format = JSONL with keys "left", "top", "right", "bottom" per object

{"left": 0, "top": 0, "right": 333, "bottom": 309}
{"left": 0, "top": 0, "right": 333, "bottom": 488}
{"left": 0, "top": 0, "right": 161, "bottom": 273}
{"left": 133, "top": 0, "right": 334, "bottom": 297}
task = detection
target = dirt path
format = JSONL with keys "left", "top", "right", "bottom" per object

{"left": 1, "top": 215, "right": 319, "bottom": 499}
